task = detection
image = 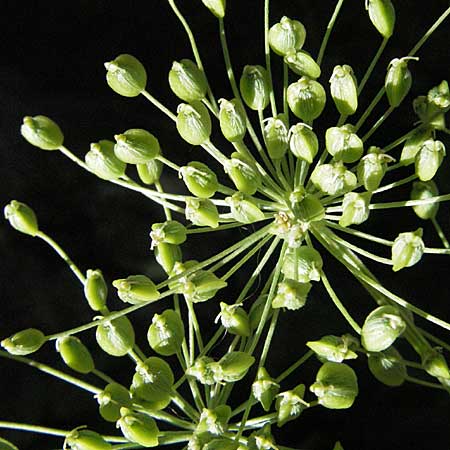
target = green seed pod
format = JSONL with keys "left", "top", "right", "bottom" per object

{"left": 281, "top": 246, "right": 323, "bottom": 282}
{"left": 284, "top": 50, "right": 321, "bottom": 79}
{"left": 422, "top": 348, "right": 450, "bottom": 379}
{"left": 1, "top": 328, "right": 46, "bottom": 356}
{"left": 333, "top": 442, "right": 344, "bottom": 450}
{"left": 176, "top": 101, "right": 212, "bottom": 145}
{"left": 84, "top": 269, "right": 108, "bottom": 312}
{"left": 104, "top": 54, "right": 147, "bottom": 97}
{"left": 413, "top": 95, "right": 447, "bottom": 130}
{"left": 400, "top": 128, "right": 432, "bottom": 166}
{"left": 64, "top": 428, "right": 112, "bottom": 450}
{"left": 179, "top": 161, "right": 219, "bottom": 198}
{"left": 310, "top": 362, "right": 358, "bottom": 409}
{"left": 310, "top": 161, "right": 357, "bottom": 196}
{"left": 225, "top": 192, "right": 265, "bottom": 223}
{"left": 357, "top": 147, "right": 392, "bottom": 191}
{"left": 185, "top": 198, "right": 220, "bottom": 228}
{"left": 168, "top": 260, "right": 198, "bottom": 293}
{"left": 252, "top": 367, "right": 280, "bottom": 412}
{"left": 147, "top": 309, "right": 185, "bottom": 356}
{"left": 169, "top": 59, "right": 208, "bottom": 102}
{"left": 224, "top": 152, "right": 261, "bottom": 195}
{"left": 20, "top": 115, "right": 64, "bottom": 150}
{"left": 288, "top": 123, "right": 318, "bottom": 163}
{"left": 95, "top": 315, "right": 135, "bottom": 357}
{"left": 248, "top": 424, "right": 276, "bottom": 450}
{"left": 307, "top": 335, "right": 358, "bottom": 363}
{"left": 218, "top": 98, "right": 247, "bottom": 142}
{"left": 112, "top": 275, "right": 160, "bottom": 304}
{"left": 368, "top": 346, "right": 407, "bottom": 387}
{"left": 186, "top": 356, "right": 222, "bottom": 385}
{"left": 287, "top": 77, "right": 326, "bottom": 122}
{"left": 218, "top": 351, "right": 255, "bottom": 382}
{"left": 361, "top": 306, "right": 406, "bottom": 352}
{"left": 150, "top": 220, "right": 187, "bottom": 247}
{"left": 201, "top": 0, "right": 226, "bottom": 18}
{"left": 330, "top": 65, "right": 358, "bottom": 116}
{"left": 95, "top": 383, "right": 131, "bottom": 422}
{"left": 218, "top": 302, "right": 251, "bottom": 337}
{"left": 197, "top": 405, "right": 232, "bottom": 436}
{"left": 268, "top": 16, "right": 306, "bottom": 56}
{"left": 263, "top": 114, "right": 289, "bottom": 160}
{"left": 4, "top": 200, "right": 39, "bottom": 237}
{"left": 365, "top": 0, "right": 395, "bottom": 38}
{"left": 410, "top": 180, "right": 439, "bottom": 220}
{"left": 113, "top": 129, "right": 160, "bottom": 164}
{"left": 294, "top": 193, "right": 325, "bottom": 223}
{"left": 118, "top": 409, "right": 159, "bottom": 447}
{"left": 275, "top": 384, "right": 307, "bottom": 426}
{"left": 325, "top": 125, "right": 363, "bottom": 164}
{"left": 136, "top": 158, "right": 163, "bottom": 185}
{"left": 203, "top": 439, "right": 239, "bottom": 450}
{"left": 339, "top": 192, "right": 371, "bottom": 227}
{"left": 428, "top": 80, "right": 450, "bottom": 112}
{"left": 272, "top": 278, "right": 312, "bottom": 310}
{"left": 184, "top": 269, "right": 227, "bottom": 303}
{"left": 415, "top": 139, "right": 445, "bottom": 181}
{"left": 56, "top": 336, "right": 94, "bottom": 374}
{"left": 0, "top": 437, "right": 18, "bottom": 450}
{"left": 240, "top": 65, "right": 270, "bottom": 111}
{"left": 131, "top": 357, "right": 174, "bottom": 409}
{"left": 391, "top": 228, "right": 424, "bottom": 272}
{"left": 85, "top": 140, "right": 126, "bottom": 181}
{"left": 385, "top": 57, "right": 417, "bottom": 107}
{"left": 154, "top": 242, "right": 182, "bottom": 274}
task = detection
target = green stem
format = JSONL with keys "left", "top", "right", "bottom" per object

{"left": 167, "top": 0, "right": 219, "bottom": 111}
{"left": 221, "top": 235, "right": 273, "bottom": 281}
{"left": 157, "top": 155, "right": 181, "bottom": 171}
{"left": 246, "top": 241, "right": 285, "bottom": 355}
{"left": 36, "top": 231, "right": 85, "bottom": 284}
{"left": 354, "top": 87, "right": 385, "bottom": 132}
{"left": 317, "top": 0, "right": 346, "bottom": 66}
{"left": 324, "top": 220, "right": 393, "bottom": 246}
{"left": 431, "top": 217, "right": 450, "bottom": 249}
{"left": 155, "top": 180, "right": 172, "bottom": 220}
{"left": 0, "top": 350, "right": 101, "bottom": 394}
{"left": 276, "top": 349, "right": 314, "bottom": 383}
{"left": 92, "top": 368, "right": 117, "bottom": 385}
{"left": 320, "top": 269, "right": 362, "bottom": 334}
{"left": 362, "top": 105, "right": 395, "bottom": 142}
{"left": 357, "top": 37, "right": 389, "bottom": 95}
{"left": 259, "top": 308, "right": 280, "bottom": 367}
{"left": 406, "top": 375, "right": 448, "bottom": 390}
{"left": 264, "top": 0, "right": 277, "bottom": 116}
{"left": 372, "top": 174, "right": 418, "bottom": 195}
{"left": 141, "top": 90, "right": 176, "bottom": 121}
{"left": 185, "top": 300, "right": 204, "bottom": 352}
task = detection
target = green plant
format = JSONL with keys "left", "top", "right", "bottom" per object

{"left": 2, "top": 1, "right": 450, "bottom": 449}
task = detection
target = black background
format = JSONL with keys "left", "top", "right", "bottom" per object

{"left": 1, "top": 1, "right": 450, "bottom": 449}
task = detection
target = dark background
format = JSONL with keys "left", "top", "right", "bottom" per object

{"left": 1, "top": 1, "right": 450, "bottom": 449}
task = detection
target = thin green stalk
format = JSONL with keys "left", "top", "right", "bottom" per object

{"left": 372, "top": 174, "right": 418, "bottom": 195}
{"left": 276, "top": 349, "right": 314, "bottom": 383}
{"left": 171, "top": 389, "right": 200, "bottom": 421}
{"left": 35, "top": 231, "right": 85, "bottom": 284}
{"left": 324, "top": 220, "right": 394, "bottom": 246}
{"left": 382, "top": 127, "right": 420, "bottom": 152}
{"left": 157, "top": 155, "right": 181, "bottom": 171}
{"left": 0, "top": 350, "right": 101, "bottom": 394}
{"left": 320, "top": 268, "right": 362, "bottom": 334}
{"left": 406, "top": 375, "right": 448, "bottom": 390}
{"left": 220, "top": 235, "right": 273, "bottom": 281}
{"left": 246, "top": 242, "right": 286, "bottom": 355}
{"left": 92, "top": 368, "right": 117, "bottom": 385}
{"left": 362, "top": 105, "right": 395, "bottom": 142}
{"left": 155, "top": 180, "right": 172, "bottom": 220}
{"left": 317, "top": 0, "right": 346, "bottom": 66}
{"left": 418, "top": 327, "right": 450, "bottom": 353}
{"left": 354, "top": 87, "right": 385, "bottom": 132}
{"left": 185, "top": 300, "right": 204, "bottom": 352}
{"left": 264, "top": 0, "right": 277, "bottom": 116}
{"left": 259, "top": 308, "right": 280, "bottom": 367}
{"left": 431, "top": 217, "right": 450, "bottom": 249}
{"left": 141, "top": 90, "right": 177, "bottom": 121}
{"left": 167, "top": 0, "right": 218, "bottom": 111}
{"left": 283, "top": 62, "right": 289, "bottom": 117}
{"left": 357, "top": 37, "right": 389, "bottom": 95}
